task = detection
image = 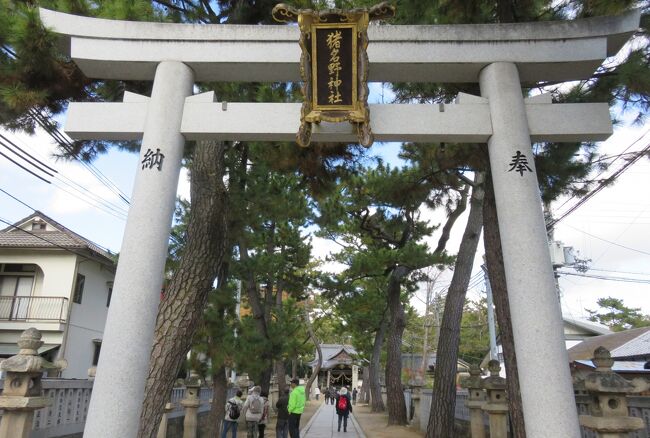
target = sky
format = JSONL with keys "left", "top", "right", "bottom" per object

{"left": 1, "top": 86, "right": 649, "bottom": 322}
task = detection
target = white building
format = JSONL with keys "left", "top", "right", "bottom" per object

{"left": 480, "top": 315, "right": 611, "bottom": 375}
{"left": 0, "top": 211, "right": 115, "bottom": 378}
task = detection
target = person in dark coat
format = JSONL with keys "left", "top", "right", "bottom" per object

{"left": 334, "top": 387, "right": 352, "bottom": 432}
{"left": 275, "top": 388, "right": 290, "bottom": 438}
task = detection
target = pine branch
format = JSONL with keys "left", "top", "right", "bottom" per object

{"left": 434, "top": 184, "right": 469, "bottom": 254}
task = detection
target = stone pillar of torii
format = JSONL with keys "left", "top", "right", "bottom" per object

{"left": 39, "top": 8, "right": 640, "bottom": 438}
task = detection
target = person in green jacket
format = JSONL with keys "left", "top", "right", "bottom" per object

{"left": 287, "top": 378, "right": 305, "bottom": 438}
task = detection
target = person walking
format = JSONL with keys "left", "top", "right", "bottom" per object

{"left": 352, "top": 387, "right": 358, "bottom": 405}
{"left": 241, "top": 386, "right": 264, "bottom": 438}
{"left": 324, "top": 387, "right": 330, "bottom": 405}
{"left": 275, "top": 388, "right": 290, "bottom": 438}
{"left": 222, "top": 390, "right": 244, "bottom": 438}
{"left": 335, "top": 387, "right": 352, "bottom": 433}
{"left": 287, "top": 378, "right": 305, "bottom": 438}
{"left": 258, "top": 390, "right": 270, "bottom": 438}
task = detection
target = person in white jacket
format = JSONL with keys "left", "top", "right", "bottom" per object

{"left": 222, "top": 390, "right": 243, "bottom": 438}
{"left": 241, "top": 386, "right": 264, "bottom": 438}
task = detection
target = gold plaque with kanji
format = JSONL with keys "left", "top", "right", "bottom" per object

{"left": 272, "top": 3, "right": 395, "bottom": 147}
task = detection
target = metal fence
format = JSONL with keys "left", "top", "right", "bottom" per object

{"left": 0, "top": 296, "right": 68, "bottom": 322}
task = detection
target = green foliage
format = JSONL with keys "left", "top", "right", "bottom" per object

{"left": 459, "top": 298, "right": 490, "bottom": 363}
{"left": 586, "top": 296, "right": 650, "bottom": 331}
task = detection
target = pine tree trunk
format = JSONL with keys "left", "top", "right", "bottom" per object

{"left": 206, "top": 365, "right": 228, "bottom": 438}
{"left": 304, "top": 306, "right": 322, "bottom": 401}
{"left": 386, "top": 266, "right": 409, "bottom": 425}
{"left": 426, "top": 172, "right": 484, "bottom": 438}
{"left": 370, "top": 316, "right": 387, "bottom": 412}
{"left": 259, "top": 367, "right": 273, "bottom": 394}
{"left": 483, "top": 173, "right": 527, "bottom": 438}
{"left": 137, "top": 140, "right": 229, "bottom": 438}
{"left": 275, "top": 360, "right": 287, "bottom": 394}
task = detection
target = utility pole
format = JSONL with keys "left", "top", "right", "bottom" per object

{"left": 230, "top": 280, "right": 241, "bottom": 384}
{"left": 481, "top": 264, "right": 499, "bottom": 361}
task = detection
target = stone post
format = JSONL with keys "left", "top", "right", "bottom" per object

{"left": 579, "top": 347, "right": 644, "bottom": 438}
{"left": 462, "top": 365, "right": 486, "bottom": 438}
{"left": 352, "top": 364, "right": 359, "bottom": 393}
{"left": 481, "top": 360, "right": 508, "bottom": 438}
{"left": 156, "top": 402, "right": 174, "bottom": 438}
{"left": 181, "top": 379, "right": 201, "bottom": 438}
{"left": 327, "top": 370, "right": 331, "bottom": 388}
{"left": 83, "top": 61, "right": 194, "bottom": 438}
{"left": 0, "top": 328, "right": 65, "bottom": 438}
{"left": 479, "top": 62, "right": 580, "bottom": 438}
{"left": 410, "top": 383, "right": 423, "bottom": 430}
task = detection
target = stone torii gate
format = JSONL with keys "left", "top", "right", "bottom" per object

{"left": 39, "top": 8, "right": 640, "bottom": 438}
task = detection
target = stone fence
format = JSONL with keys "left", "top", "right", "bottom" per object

{"left": 412, "top": 357, "right": 650, "bottom": 438}
{"left": 0, "top": 379, "right": 214, "bottom": 438}
{"left": 414, "top": 390, "right": 650, "bottom": 437}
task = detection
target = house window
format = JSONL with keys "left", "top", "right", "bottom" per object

{"left": 73, "top": 274, "right": 85, "bottom": 304}
{"left": 0, "top": 275, "right": 34, "bottom": 320}
{"left": 92, "top": 341, "right": 102, "bottom": 366}
{"left": 106, "top": 285, "right": 113, "bottom": 307}
{"left": 31, "top": 221, "right": 46, "bottom": 231}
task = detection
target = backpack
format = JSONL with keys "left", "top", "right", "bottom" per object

{"left": 249, "top": 395, "right": 262, "bottom": 414}
{"left": 228, "top": 401, "right": 240, "bottom": 420}
{"left": 337, "top": 395, "right": 348, "bottom": 411}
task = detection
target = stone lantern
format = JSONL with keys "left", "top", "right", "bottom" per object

{"left": 579, "top": 347, "right": 644, "bottom": 437}
{"left": 481, "top": 360, "right": 508, "bottom": 438}
{"left": 462, "top": 364, "right": 487, "bottom": 438}
{"left": 180, "top": 376, "right": 201, "bottom": 438}
{"left": 0, "top": 328, "right": 65, "bottom": 438}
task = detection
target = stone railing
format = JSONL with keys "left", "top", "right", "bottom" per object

{"left": 0, "top": 379, "right": 218, "bottom": 438}
{"left": 0, "top": 378, "right": 215, "bottom": 438}
{"left": 417, "top": 390, "right": 650, "bottom": 437}
{"left": 414, "top": 353, "right": 650, "bottom": 438}
{"left": 0, "top": 329, "right": 216, "bottom": 438}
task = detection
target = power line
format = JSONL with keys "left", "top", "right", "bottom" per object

{"left": 563, "top": 224, "right": 650, "bottom": 257}
{"left": 547, "top": 140, "right": 650, "bottom": 229}
{"left": 557, "top": 270, "right": 650, "bottom": 284}
{"left": 0, "top": 134, "right": 57, "bottom": 176}
{"left": 2, "top": 132, "right": 127, "bottom": 214}
{"left": 0, "top": 148, "right": 51, "bottom": 184}
{"left": 1, "top": 132, "right": 129, "bottom": 220}
{"left": 587, "top": 267, "right": 650, "bottom": 277}
{"left": 0, "top": 188, "right": 34, "bottom": 211}
{"left": 549, "top": 129, "right": 650, "bottom": 225}
{"left": 28, "top": 109, "right": 131, "bottom": 205}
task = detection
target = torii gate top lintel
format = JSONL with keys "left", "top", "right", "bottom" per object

{"left": 39, "top": 8, "right": 640, "bottom": 83}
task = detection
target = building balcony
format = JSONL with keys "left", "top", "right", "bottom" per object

{"left": 0, "top": 296, "right": 68, "bottom": 323}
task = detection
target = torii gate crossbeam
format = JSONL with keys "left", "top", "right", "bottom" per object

{"left": 39, "top": 8, "right": 641, "bottom": 438}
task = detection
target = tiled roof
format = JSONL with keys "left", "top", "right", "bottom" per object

{"left": 307, "top": 344, "right": 361, "bottom": 369}
{"left": 567, "top": 326, "right": 650, "bottom": 361}
{"left": 563, "top": 315, "right": 612, "bottom": 336}
{"left": 0, "top": 211, "right": 114, "bottom": 263}
{"left": 611, "top": 329, "right": 650, "bottom": 358}
{"left": 574, "top": 359, "right": 650, "bottom": 373}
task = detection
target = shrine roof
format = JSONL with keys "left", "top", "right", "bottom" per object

{"left": 307, "top": 344, "right": 364, "bottom": 369}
